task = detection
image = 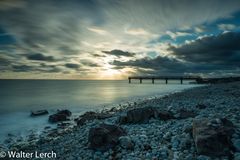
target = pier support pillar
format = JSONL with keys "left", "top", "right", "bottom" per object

{"left": 180, "top": 78, "right": 183, "bottom": 84}
{"left": 152, "top": 78, "right": 154, "bottom": 84}
{"left": 165, "top": 78, "right": 168, "bottom": 84}
{"left": 129, "top": 78, "right": 131, "bottom": 83}
{"left": 140, "top": 78, "right": 142, "bottom": 84}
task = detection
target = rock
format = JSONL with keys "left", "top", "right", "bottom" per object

{"left": 156, "top": 110, "right": 175, "bottom": 120}
{"left": 197, "top": 155, "right": 211, "bottom": 160}
{"left": 76, "top": 111, "right": 96, "bottom": 125}
{"left": 176, "top": 109, "right": 197, "bottom": 119}
{"left": 233, "top": 139, "right": 240, "bottom": 152}
{"left": 88, "top": 124, "right": 126, "bottom": 151}
{"left": 124, "top": 107, "right": 155, "bottom": 123}
{"left": 57, "top": 122, "right": 71, "bottom": 128}
{"left": 76, "top": 111, "right": 112, "bottom": 126}
{"left": 193, "top": 118, "right": 235, "bottom": 157}
{"left": 57, "top": 109, "right": 72, "bottom": 116}
{"left": 118, "top": 115, "right": 128, "bottom": 124}
{"left": 118, "top": 107, "right": 174, "bottom": 124}
{"left": 48, "top": 109, "right": 71, "bottom": 123}
{"left": 171, "top": 136, "right": 180, "bottom": 150}
{"left": 30, "top": 110, "right": 48, "bottom": 116}
{"left": 234, "top": 153, "right": 240, "bottom": 160}
{"left": 163, "top": 132, "right": 172, "bottom": 140}
{"left": 119, "top": 136, "right": 134, "bottom": 150}
{"left": 143, "top": 144, "right": 152, "bottom": 151}
{"left": 196, "top": 104, "right": 207, "bottom": 109}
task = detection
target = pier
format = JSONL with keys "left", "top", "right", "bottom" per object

{"left": 128, "top": 76, "right": 202, "bottom": 84}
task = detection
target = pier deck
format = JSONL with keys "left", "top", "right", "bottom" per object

{"left": 128, "top": 76, "right": 202, "bottom": 84}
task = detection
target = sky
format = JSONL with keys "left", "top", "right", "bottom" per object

{"left": 0, "top": 0, "right": 240, "bottom": 79}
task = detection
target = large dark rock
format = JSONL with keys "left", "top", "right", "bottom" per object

{"left": 193, "top": 118, "right": 235, "bottom": 157}
{"left": 76, "top": 111, "right": 112, "bottom": 126}
{"left": 118, "top": 107, "right": 174, "bottom": 124}
{"left": 88, "top": 124, "right": 126, "bottom": 151}
{"left": 48, "top": 110, "right": 72, "bottom": 123}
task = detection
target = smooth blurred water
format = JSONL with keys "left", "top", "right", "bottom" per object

{"left": 0, "top": 79, "right": 198, "bottom": 143}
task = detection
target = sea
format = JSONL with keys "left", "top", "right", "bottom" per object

{"left": 0, "top": 79, "right": 199, "bottom": 144}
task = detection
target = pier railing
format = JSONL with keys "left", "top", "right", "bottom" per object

{"left": 128, "top": 76, "right": 202, "bottom": 84}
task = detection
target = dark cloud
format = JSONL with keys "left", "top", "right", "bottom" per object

{"left": 0, "top": 56, "right": 11, "bottom": 66}
{"left": 81, "top": 60, "right": 100, "bottom": 67}
{"left": 112, "top": 56, "right": 191, "bottom": 75}
{"left": 65, "top": 63, "right": 80, "bottom": 69}
{"left": 26, "top": 53, "right": 55, "bottom": 62}
{"left": 112, "top": 39, "right": 240, "bottom": 76}
{"left": 12, "top": 64, "right": 34, "bottom": 72}
{"left": 112, "top": 56, "right": 185, "bottom": 70}
{"left": 169, "top": 31, "right": 240, "bottom": 67}
{"left": 12, "top": 63, "right": 61, "bottom": 73}
{"left": 102, "top": 50, "right": 135, "bottom": 57}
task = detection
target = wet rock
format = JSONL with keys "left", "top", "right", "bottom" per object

{"left": 57, "top": 122, "right": 71, "bottom": 128}
{"left": 193, "top": 118, "right": 235, "bottom": 157}
{"left": 57, "top": 109, "right": 72, "bottom": 116}
{"left": 31, "top": 110, "right": 48, "bottom": 116}
{"left": 88, "top": 124, "right": 126, "bottom": 151}
{"left": 48, "top": 110, "right": 71, "bottom": 123}
{"left": 119, "top": 136, "right": 134, "bottom": 150}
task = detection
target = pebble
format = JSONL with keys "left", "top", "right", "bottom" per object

{"left": 233, "top": 139, "right": 240, "bottom": 152}
{"left": 234, "top": 153, "right": 240, "bottom": 160}
{"left": 197, "top": 155, "right": 211, "bottom": 160}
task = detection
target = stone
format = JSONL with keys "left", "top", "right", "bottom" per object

{"left": 197, "top": 155, "right": 211, "bottom": 160}
{"left": 155, "top": 110, "right": 174, "bottom": 121}
{"left": 57, "top": 109, "right": 72, "bottom": 116}
{"left": 125, "top": 107, "right": 155, "bottom": 123}
{"left": 119, "top": 136, "right": 134, "bottom": 150}
{"left": 163, "top": 132, "right": 171, "bottom": 140}
{"left": 143, "top": 144, "right": 152, "bottom": 151}
{"left": 48, "top": 109, "right": 72, "bottom": 123}
{"left": 196, "top": 104, "right": 207, "bottom": 109}
{"left": 76, "top": 111, "right": 112, "bottom": 126}
{"left": 233, "top": 139, "right": 240, "bottom": 152}
{"left": 30, "top": 110, "right": 48, "bottom": 116}
{"left": 234, "top": 153, "right": 240, "bottom": 160}
{"left": 88, "top": 124, "right": 126, "bottom": 151}
{"left": 176, "top": 109, "right": 197, "bottom": 119}
{"left": 193, "top": 118, "right": 235, "bottom": 157}
{"left": 118, "top": 107, "right": 174, "bottom": 124}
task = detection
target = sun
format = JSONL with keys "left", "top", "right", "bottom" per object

{"left": 100, "top": 68, "right": 122, "bottom": 79}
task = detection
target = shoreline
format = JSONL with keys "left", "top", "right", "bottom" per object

{"left": 1, "top": 82, "right": 240, "bottom": 159}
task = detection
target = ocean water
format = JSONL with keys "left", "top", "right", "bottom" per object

{"left": 0, "top": 80, "right": 198, "bottom": 143}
